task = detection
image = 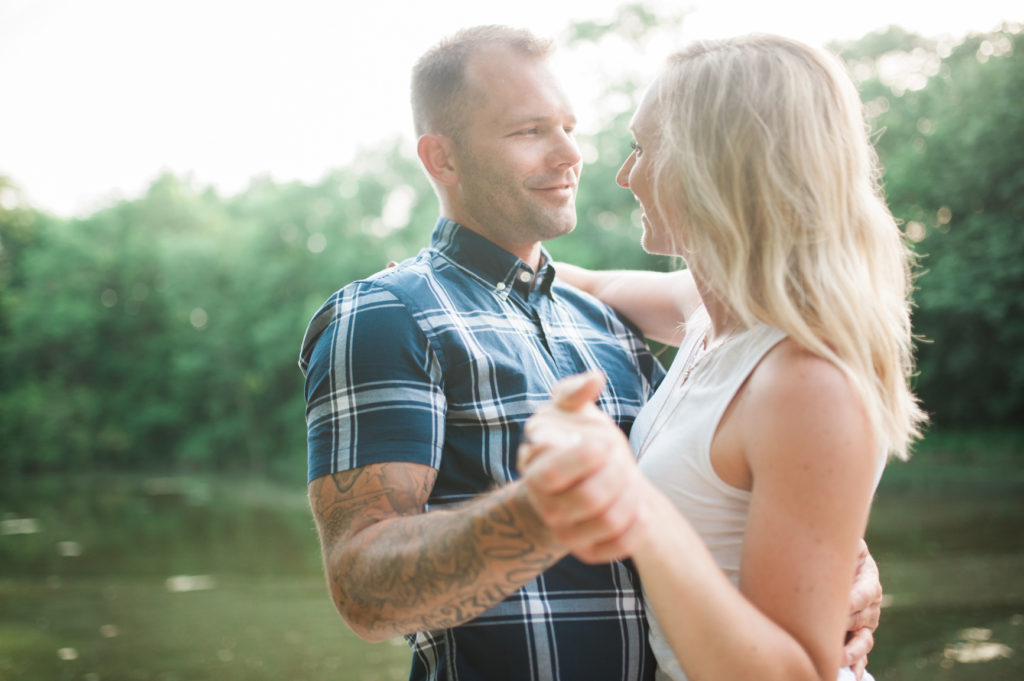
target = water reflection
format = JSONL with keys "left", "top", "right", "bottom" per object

{"left": 0, "top": 517, "right": 41, "bottom": 535}
{"left": 1, "top": 473, "right": 1021, "bottom": 681}
{"left": 166, "top": 575, "right": 216, "bottom": 593}
{"left": 0, "top": 475, "right": 320, "bottom": 578}
{"left": 57, "top": 540, "right": 82, "bottom": 557}
{"left": 943, "top": 627, "right": 1014, "bottom": 665}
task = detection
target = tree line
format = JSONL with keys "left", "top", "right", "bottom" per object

{"left": 1, "top": 23, "right": 1021, "bottom": 478}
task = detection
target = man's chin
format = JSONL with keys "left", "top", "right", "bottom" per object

{"left": 529, "top": 207, "right": 577, "bottom": 241}
{"left": 541, "top": 221, "right": 576, "bottom": 241}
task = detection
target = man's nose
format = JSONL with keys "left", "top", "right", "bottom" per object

{"left": 550, "top": 129, "right": 582, "bottom": 167}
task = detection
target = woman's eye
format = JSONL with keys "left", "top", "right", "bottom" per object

{"left": 630, "top": 140, "right": 642, "bottom": 156}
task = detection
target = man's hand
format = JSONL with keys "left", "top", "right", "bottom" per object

{"left": 843, "top": 539, "right": 883, "bottom": 677}
{"left": 518, "top": 371, "right": 650, "bottom": 563}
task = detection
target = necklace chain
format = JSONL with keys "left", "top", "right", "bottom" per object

{"left": 635, "top": 325, "right": 737, "bottom": 461}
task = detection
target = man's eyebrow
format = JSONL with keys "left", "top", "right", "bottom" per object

{"left": 502, "top": 113, "right": 578, "bottom": 128}
{"left": 503, "top": 115, "right": 549, "bottom": 127}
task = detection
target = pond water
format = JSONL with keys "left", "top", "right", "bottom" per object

{"left": 0, "top": 468, "right": 1021, "bottom": 681}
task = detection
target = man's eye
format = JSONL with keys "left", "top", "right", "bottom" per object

{"left": 630, "top": 140, "right": 642, "bottom": 155}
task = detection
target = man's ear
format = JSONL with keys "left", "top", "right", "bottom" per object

{"left": 417, "top": 134, "right": 459, "bottom": 186}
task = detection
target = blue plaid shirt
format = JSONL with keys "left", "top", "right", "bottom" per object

{"left": 300, "top": 218, "right": 665, "bottom": 681}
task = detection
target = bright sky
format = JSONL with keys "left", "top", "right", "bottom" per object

{"left": 1, "top": 0, "right": 1019, "bottom": 216}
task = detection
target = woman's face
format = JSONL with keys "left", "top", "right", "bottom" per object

{"left": 616, "top": 87, "right": 683, "bottom": 257}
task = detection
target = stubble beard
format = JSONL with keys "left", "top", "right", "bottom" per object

{"left": 462, "top": 168, "right": 578, "bottom": 246}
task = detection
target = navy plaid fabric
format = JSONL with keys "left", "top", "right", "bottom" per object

{"left": 300, "top": 218, "right": 664, "bottom": 681}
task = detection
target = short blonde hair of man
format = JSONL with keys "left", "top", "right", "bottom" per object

{"left": 410, "top": 25, "right": 554, "bottom": 141}
{"left": 647, "top": 34, "right": 926, "bottom": 460}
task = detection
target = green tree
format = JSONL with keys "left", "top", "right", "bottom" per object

{"left": 0, "top": 145, "right": 439, "bottom": 477}
{"left": 837, "top": 25, "right": 1024, "bottom": 425}
{"left": 5, "top": 16, "right": 1020, "bottom": 478}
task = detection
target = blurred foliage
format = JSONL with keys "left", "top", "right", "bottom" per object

{"left": 835, "top": 23, "right": 1024, "bottom": 426}
{"left": 0, "top": 145, "right": 437, "bottom": 478}
{"left": 563, "top": 2, "right": 686, "bottom": 46}
{"left": 0, "top": 19, "right": 1021, "bottom": 477}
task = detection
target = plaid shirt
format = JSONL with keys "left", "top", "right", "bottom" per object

{"left": 300, "top": 218, "right": 665, "bottom": 681}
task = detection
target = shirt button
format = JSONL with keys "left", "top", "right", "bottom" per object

{"left": 518, "top": 271, "right": 533, "bottom": 283}
{"left": 496, "top": 282, "right": 506, "bottom": 291}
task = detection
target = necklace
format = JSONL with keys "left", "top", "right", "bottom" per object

{"left": 634, "top": 323, "right": 739, "bottom": 461}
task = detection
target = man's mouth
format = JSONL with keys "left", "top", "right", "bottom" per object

{"left": 532, "top": 182, "right": 577, "bottom": 195}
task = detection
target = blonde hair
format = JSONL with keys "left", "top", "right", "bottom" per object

{"left": 649, "top": 34, "right": 926, "bottom": 459}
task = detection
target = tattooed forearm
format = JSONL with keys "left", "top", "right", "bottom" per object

{"left": 309, "top": 463, "right": 563, "bottom": 641}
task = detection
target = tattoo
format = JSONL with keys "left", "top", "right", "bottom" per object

{"left": 309, "top": 464, "right": 560, "bottom": 637}
{"left": 314, "top": 464, "right": 429, "bottom": 541}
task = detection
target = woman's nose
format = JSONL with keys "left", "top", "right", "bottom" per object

{"left": 616, "top": 155, "right": 634, "bottom": 188}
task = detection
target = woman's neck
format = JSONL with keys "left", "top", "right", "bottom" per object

{"left": 693, "top": 274, "right": 744, "bottom": 345}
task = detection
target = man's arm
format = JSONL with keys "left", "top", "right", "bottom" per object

{"left": 309, "top": 462, "right": 565, "bottom": 642}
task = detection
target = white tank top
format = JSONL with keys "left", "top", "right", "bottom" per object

{"left": 630, "top": 306, "right": 881, "bottom": 681}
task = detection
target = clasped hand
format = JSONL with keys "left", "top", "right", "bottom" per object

{"left": 517, "top": 371, "right": 651, "bottom": 564}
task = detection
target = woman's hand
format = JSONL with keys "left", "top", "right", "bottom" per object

{"left": 517, "top": 371, "right": 652, "bottom": 563}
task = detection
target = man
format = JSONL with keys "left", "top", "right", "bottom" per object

{"left": 299, "top": 25, "right": 879, "bottom": 681}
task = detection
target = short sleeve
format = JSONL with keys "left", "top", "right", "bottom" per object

{"left": 300, "top": 281, "right": 446, "bottom": 483}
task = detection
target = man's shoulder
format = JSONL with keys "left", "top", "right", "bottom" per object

{"left": 299, "top": 256, "right": 436, "bottom": 366}
{"left": 318, "top": 250, "right": 440, "bottom": 312}
{"left": 363, "top": 252, "right": 434, "bottom": 286}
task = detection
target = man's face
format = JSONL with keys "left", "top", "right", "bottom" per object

{"left": 450, "top": 47, "right": 582, "bottom": 254}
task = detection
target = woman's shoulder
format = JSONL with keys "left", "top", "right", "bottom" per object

{"left": 751, "top": 339, "right": 851, "bottom": 397}
{"left": 741, "top": 338, "right": 875, "bottom": 462}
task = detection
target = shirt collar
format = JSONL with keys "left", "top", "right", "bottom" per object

{"left": 430, "top": 218, "right": 555, "bottom": 299}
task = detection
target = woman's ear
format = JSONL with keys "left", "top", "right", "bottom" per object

{"left": 416, "top": 134, "right": 459, "bottom": 186}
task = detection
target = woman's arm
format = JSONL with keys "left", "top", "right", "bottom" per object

{"left": 631, "top": 342, "right": 878, "bottom": 680}
{"left": 555, "top": 263, "right": 700, "bottom": 346}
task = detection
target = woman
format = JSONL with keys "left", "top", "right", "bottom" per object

{"left": 519, "top": 34, "right": 926, "bottom": 681}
